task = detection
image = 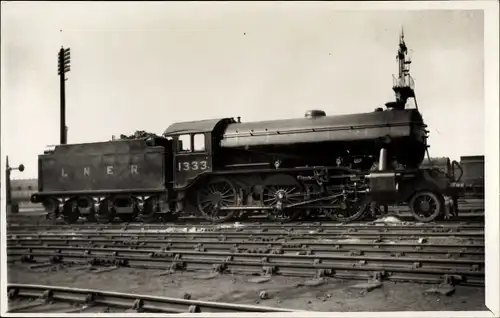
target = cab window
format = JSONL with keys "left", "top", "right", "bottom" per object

{"left": 193, "top": 134, "right": 205, "bottom": 152}
{"left": 178, "top": 134, "right": 192, "bottom": 152}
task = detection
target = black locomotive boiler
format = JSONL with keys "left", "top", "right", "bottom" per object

{"left": 30, "top": 33, "right": 464, "bottom": 224}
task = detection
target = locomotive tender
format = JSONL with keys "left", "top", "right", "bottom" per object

{"left": 31, "top": 32, "right": 463, "bottom": 223}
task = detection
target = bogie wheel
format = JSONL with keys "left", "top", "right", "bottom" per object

{"left": 96, "top": 199, "right": 115, "bottom": 224}
{"left": 62, "top": 200, "right": 80, "bottom": 224}
{"left": 409, "top": 191, "right": 443, "bottom": 222}
{"left": 261, "top": 174, "right": 304, "bottom": 222}
{"left": 196, "top": 177, "right": 237, "bottom": 223}
{"left": 323, "top": 195, "right": 370, "bottom": 223}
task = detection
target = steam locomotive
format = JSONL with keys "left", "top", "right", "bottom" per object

{"left": 30, "top": 33, "right": 464, "bottom": 224}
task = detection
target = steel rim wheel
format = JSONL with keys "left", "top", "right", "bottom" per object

{"left": 112, "top": 196, "right": 138, "bottom": 223}
{"left": 76, "top": 197, "right": 97, "bottom": 222}
{"left": 62, "top": 200, "right": 80, "bottom": 224}
{"left": 409, "top": 191, "right": 443, "bottom": 222}
{"left": 261, "top": 175, "right": 303, "bottom": 222}
{"left": 141, "top": 197, "right": 159, "bottom": 222}
{"left": 323, "top": 196, "right": 369, "bottom": 223}
{"left": 96, "top": 199, "right": 115, "bottom": 224}
{"left": 197, "top": 177, "right": 236, "bottom": 223}
{"left": 43, "top": 198, "right": 60, "bottom": 221}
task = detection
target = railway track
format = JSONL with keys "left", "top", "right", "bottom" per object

{"left": 7, "top": 219, "right": 485, "bottom": 290}
{"left": 5, "top": 226, "right": 485, "bottom": 242}
{"left": 6, "top": 219, "right": 486, "bottom": 233}
{"left": 8, "top": 237, "right": 484, "bottom": 259}
{"left": 6, "top": 211, "right": 485, "bottom": 225}
{"left": 7, "top": 246, "right": 484, "bottom": 286}
{"left": 6, "top": 284, "right": 299, "bottom": 313}
{"left": 7, "top": 226, "right": 485, "bottom": 287}
{"left": 7, "top": 224, "right": 485, "bottom": 259}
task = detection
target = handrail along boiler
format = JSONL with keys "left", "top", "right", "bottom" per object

{"left": 31, "top": 32, "right": 463, "bottom": 223}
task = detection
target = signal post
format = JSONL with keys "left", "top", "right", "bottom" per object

{"left": 5, "top": 156, "right": 25, "bottom": 214}
{"left": 58, "top": 47, "right": 71, "bottom": 145}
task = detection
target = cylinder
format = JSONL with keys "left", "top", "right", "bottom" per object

{"left": 378, "top": 148, "right": 388, "bottom": 171}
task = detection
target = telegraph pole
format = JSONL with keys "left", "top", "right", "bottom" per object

{"left": 58, "top": 46, "right": 71, "bottom": 145}
{"left": 5, "top": 156, "right": 25, "bottom": 213}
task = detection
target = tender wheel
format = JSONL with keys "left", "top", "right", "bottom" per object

{"left": 62, "top": 200, "right": 80, "bottom": 224}
{"left": 261, "top": 174, "right": 303, "bottom": 222}
{"left": 96, "top": 199, "right": 115, "bottom": 223}
{"left": 141, "top": 197, "right": 159, "bottom": 223}
{"left": 323, "top": 195, "right": 370, "bottom": 223}
{"left": 142, "top": 195, "right": 175, "bottom": 223}
{"left": 409, "top": 191, "right": 443, "bottom": 222}
{"left": 111, "top": 196, "right": 139, "bottom": 223}
{"left": 43, "top": 198, "right": 60, "bottom": 222}
{"left": 197, "top": 177, "right": 237, "bottom": 223}
{"left": 76, "top": 197, "right": 97, "bottom": 222}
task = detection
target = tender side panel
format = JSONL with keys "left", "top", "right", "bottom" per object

{"left": 38, "top": 140, "right": 166, "bottom": 193}
{"left": 220, "top": 109, "right": 424, "bottom": 148}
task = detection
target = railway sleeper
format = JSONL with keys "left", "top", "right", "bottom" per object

{"left": 10, "top": 252, "right": 484, "bottom": 286}
{"left": 28, "top": 255, "right": 64, "bottom": 270}
{"left": 11, "top": 249, "right": 485, "bottom": 271}
{"left": 423, "top": 274, "right": 465, "bottom": 296}
{"left": 343, "top": 270, "right": 385, "bottom": 291}
{"left": 87, "top": 257, "right": 129, "bottom": 267}
{"left": 7, "top": 289, "right": 55, "bottom": 312}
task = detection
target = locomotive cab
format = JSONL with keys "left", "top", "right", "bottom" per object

{"left": 163, "top": 118, "right": 236, "bottom": 190}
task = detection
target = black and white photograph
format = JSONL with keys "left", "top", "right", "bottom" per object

{"left": 1, "top": 1, "right": 498, "bottom": 316}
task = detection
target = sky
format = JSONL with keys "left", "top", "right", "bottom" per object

{"left": 1, "top": 2, "right": 485, "bottom": 179}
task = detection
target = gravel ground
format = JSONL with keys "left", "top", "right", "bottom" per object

{"left": 7, "top": 264, "right": 486, "bottom": 312}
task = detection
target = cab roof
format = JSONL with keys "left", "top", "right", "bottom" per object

{"left": 163, "top": 118, "right": 235, "bottom": 136}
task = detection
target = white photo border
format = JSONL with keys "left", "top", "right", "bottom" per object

{"left": 1, "top": 1, "right": 498, "bottom": 317}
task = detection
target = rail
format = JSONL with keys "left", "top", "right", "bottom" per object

{"left": 7, "top": 244, "right": 485, "bottom": 286}
{"left": 6, "top": 222, "right": 486, "bottom": 234}
{"left": 7, "top": 284, "right": 302, "bottom": 313}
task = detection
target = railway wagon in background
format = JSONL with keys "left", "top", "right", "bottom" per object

{"left": 460, "top": 155, "right": 484, "bottom": 198}
{"left": 420, "top": 156, "right": 484, "bottom": 199}
{"left": 420, "top": 157, "right": 454, "bottom": 176}
{"left": 10, "top": 179, "right": 38, "bottom": 203}
{"left": 420, "top": 157, "right": 464, "bottom": 184}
